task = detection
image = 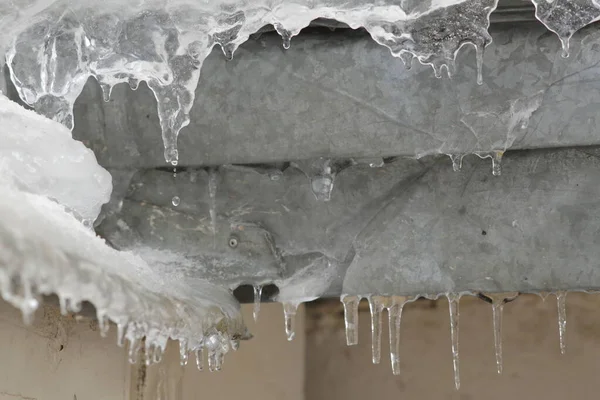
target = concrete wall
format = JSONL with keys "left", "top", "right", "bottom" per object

{"left": 305, "top": 293, "right": 600, "bottom": 400}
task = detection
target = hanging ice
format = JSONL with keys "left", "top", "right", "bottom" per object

{"left": 531, "top": 0, "right": 600, "bottom": 57}
{"left": 341, "top": 295, "right": 361, "bottom": 346}
{"left": 447, "top": 293, "right": 461, "bottom": 391}
{"left": 1, "top": 0, "right": 501, "bottom": 166}
{"left": 481, "top": 292, "right": 519, "bottom": 374}
{"left": 556, "top": 291, "right": 568, "bottom": 354}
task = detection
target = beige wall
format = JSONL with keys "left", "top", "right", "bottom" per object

{"left": 305, "top": 293, "right": 600, "bottom": 400}
{"left": 0, "top": 302, "right": 130, "bottom": 400}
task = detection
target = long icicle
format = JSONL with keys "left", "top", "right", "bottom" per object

{"left": 341, "top": 295, "right": 361, "bottom": 346}
{"left": 388, "top": 296, "right": 410, "bottom": 375}
{"left": 556, "top": 291, "right": 567, "bottom": 355}
{"left": 447, "top": 293, "right": 461, "bottom": 390}
{"left": 483, "top": 292, "right": 518, "bottom": 374}
{"left": 368, "top": 296, "right": 385, "bottom": 364}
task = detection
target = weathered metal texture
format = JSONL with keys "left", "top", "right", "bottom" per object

{"left": 71, "top": 21, "right": 600, "bottom": 169}
{"left": 98, "top": 147, "right": 600, "bottom": 298}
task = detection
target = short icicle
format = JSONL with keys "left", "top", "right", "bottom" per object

{"left": 341, "top": 295, "right": 361, "bottom": 346}
{"left": 253, "top": 285, "right": 263, "bottom": 322}
{"left": 448, "top": 154, "right": 464, "bottom": 172}
{"left": 388, "top": 296, "right": 411, "bottom": 375}
{"left": 195, "top": 347, "right": 204, "bottom": 371}
{"left": 282, "top": 302, "right": 299, "bottom": 341}
{"left": 556, "top": 291, "right": 567, "bottom": 355}
{"left": 179, "top": 339, "right": 189, "bottom": 366}
{"left": 368, "top": 295, "right": 386, "bottom": 364}
{"left": 447, "top": 293, "right": 461, "bottom": 390}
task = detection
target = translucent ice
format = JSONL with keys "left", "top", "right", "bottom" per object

{"left": 1, "top": 0, "right": 501, "bottom": 165}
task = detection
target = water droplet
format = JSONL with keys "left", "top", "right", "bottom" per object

{"left": 230, "top": 339, "right": 240, "bottom": 351}
{"left": 341, "top": 295, "right": 361, "bottom": 346}
{"left": 556, "top": 291, "right": 567, "bottom": 355}
{"left": 253, "top": 285, "right": 263, "bottom": 322}
{"left": 368, "top": 295, "right": 386, "bottom": 364}
{"left": 179, "top": 339, "right": 188, "bottom": 366}
{"left": 447, "top": 293, "right": 461, "bottom": 390}
{"left": 282, "top": 302, "right": 299, "bottom": 341}
{"left": 172, "top": 196, "right": 180, "bottom": 207}
{"left": 195, "top": 347, "right": 204, "bottom": 371}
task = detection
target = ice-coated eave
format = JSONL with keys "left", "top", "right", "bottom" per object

{"left": 0, "top": 184, "right": 248, "bottom": 362}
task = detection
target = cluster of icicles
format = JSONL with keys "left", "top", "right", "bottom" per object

{"left": 340, "top": 292, "right": 569, "bottom": 390}
{"left": 2, "top": 0, "right": 600, "bottom": 168}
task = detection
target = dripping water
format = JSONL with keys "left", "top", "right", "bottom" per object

{"left": 341, "top": 295, "right": 360, "bottom": 346}
{"left": 447, "top": 293, "right": 461, "bottom": 390}
{"left": 172, "top": 196, "right": 180, "bottom": 207}
{"left": 253, "top": 285, "right": 263, "bottom": 322}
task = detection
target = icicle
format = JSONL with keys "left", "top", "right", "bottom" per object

{"left": 556, "top": 291, "right": 567, "bottom": 355}
{"left": 447, "top": 293, "right": 461, "bottom": 390}
{"left": 179, "top": 339, "right": 189, "bottom": 366}
{"left": 341, "top": 295, "right": 361, "bottom": 346}
{"left": 100, "top": 83, "right": 112, "bottom": 102}
{"left": 282, "top": 302, "right": 299, "bottom": 341}
{"left": 59, "top": 296, "right": 68, "bottom": 316}
{"left": 310, "top": 174, "right": 334, "bottom": 202}
{"left": 475, "top": 44, "right": 484, "bottom": 85}
{"left": 96, "top": 310, "right": 109, "bottom": 337}
{"left": 128, "top": 78, "right": 139, "bottom": 91}
{"left": 482, "top": 292, "right": 518, "bottom": 374}
{"left": 128, "top": 338, "right": 141, "bottom": 364}
{"left": 116, "top": 322, "right": 127, "bottom": 347}
{"left": 152, "top": 343, "right": 164, "bottom": 364}
{"left": 171, "top": 196, "right": 180, "bottom": 207}
{"left": 253, "top": 285, "right": 263, "bottom": 322}
{"left": 448, "top": 154, "right": 464, "bottom": 172}
{"left": 368, "top": 295, "right": 386, "bottom": 364}
{"left": 387, "top": 296, "right": 411, "bottom": 376}
{"left": 220, "top": 43, "right": 235, "bottom": 61}
{"left": 476, "top": 151, "right": 503, "bottom": 176}
{"left": 208, "top": 167, "right": 218, "bottom": 236}
{"left": 230, "top": 339, "right": 240, "bottom": 351}
{"left": 195, "top": 347, "right": 204, "bottom": 371}
{"left": 208, "top": 348, "right": 218, "bottom": 372}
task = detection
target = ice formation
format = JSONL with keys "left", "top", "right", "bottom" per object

{"left": 0, "top": 94, "right": 248, "bottom": 367}
{"left": 0, "top": 0, "right": 500, "bottom": 166}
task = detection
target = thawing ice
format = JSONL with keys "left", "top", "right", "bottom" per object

{"left": 1, "top": 0, "right": 500, "bottom": 165}
{"left": 0, "top": 95, "right": 248, "bottom": 366}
